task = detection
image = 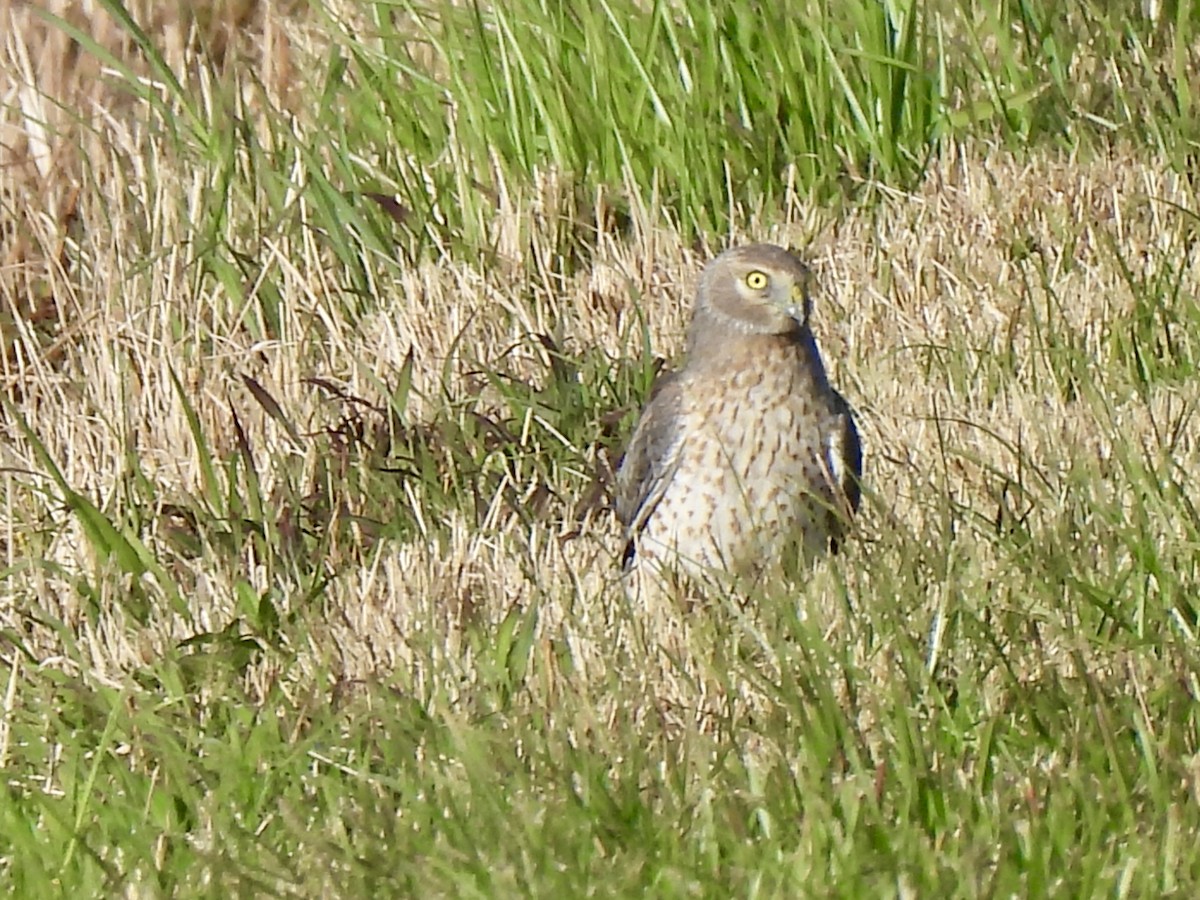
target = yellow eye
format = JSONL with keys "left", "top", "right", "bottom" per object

{"left": 745, "top": 270, "right": 769, "bottom": 290}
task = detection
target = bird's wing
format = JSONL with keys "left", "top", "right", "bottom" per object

{"left": 825, "top": 393, "right": 863, "bottom": 552}
{"left": 614, "top": 373, "right": 687, "bottom": 558}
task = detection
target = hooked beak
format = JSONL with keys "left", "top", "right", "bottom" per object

{"left": 783, "top": 279, "right": 810, "bottom": 324}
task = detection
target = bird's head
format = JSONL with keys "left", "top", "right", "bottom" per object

{"left": 694, "top": 243, "right": 814, "bottom": 336}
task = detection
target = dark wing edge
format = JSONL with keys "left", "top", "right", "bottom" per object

{"left": 826, "top": 394, "right": 863, "bottom": 554}
{"left": 613, "top": 374, "right": 686, "bottom": 567}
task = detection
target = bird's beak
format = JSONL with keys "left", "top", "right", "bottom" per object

{"left": 783, "top": 280, "right": 809, "bottom": 323}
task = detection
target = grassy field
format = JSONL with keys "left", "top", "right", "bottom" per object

{"left": 3, "top": 0, "right": 1200, "bottom": 895}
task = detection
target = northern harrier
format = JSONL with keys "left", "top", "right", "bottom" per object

{"left": 615, "top": 243, "right": 862, "bottom": 587}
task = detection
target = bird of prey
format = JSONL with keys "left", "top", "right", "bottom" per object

{"left": 615, "top": 243, "right": 862, "bottom": 588}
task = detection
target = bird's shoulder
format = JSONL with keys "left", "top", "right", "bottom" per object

{"left": 824, "top": 389, "right": 864, "bottom": 551}
{"left": 613, "top": 370, "right": 691, "bottom": 528}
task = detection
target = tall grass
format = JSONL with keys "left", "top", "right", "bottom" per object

{"left": 2, "top": 0, "right": 1200, "bottom": 895}
{"left": 324, "top": 0, "right": 1200, "bottom": 249}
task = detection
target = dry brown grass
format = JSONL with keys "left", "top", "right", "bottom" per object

{"left": 3, "top": 2, "right": 1198, "bottom": 729}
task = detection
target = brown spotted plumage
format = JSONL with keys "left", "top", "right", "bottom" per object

{"left": 615, "top": 244, "right": 862, "bottom": 586}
